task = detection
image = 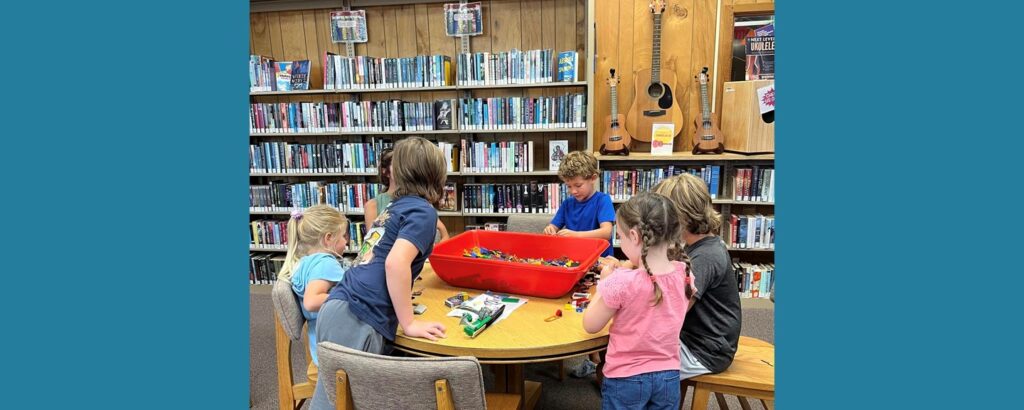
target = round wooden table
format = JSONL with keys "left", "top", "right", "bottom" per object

{"left": 395, "top": 263, "right": 609, "bottom": 409}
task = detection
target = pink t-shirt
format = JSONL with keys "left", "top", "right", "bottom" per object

{"left": 599, "top": 261, "right": 691, "bottom": 378}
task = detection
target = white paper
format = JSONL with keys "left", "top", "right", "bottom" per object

{"left": 757, "top": 84, "right": 775, "bottom": 115}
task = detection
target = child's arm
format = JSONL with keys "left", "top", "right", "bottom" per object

{"left": 364, "top": 198, "right": 378, "bottom": 226}
{"left": 582, "top": 266, "right": 620, "bottom": 333}
{"left": 557, "top": 221, "right": 613, "bottom": 240}
{"left": 302, "top": 279, "right": 335, "bottom": 313}
{"left": 436, "top": 219, "right": 450, "bottom": 242}
{"left": 385, "top": 238, "right": 447, "bottom": 340}
{"left": 582, "top": 292, "right": 617, "bottom": 334}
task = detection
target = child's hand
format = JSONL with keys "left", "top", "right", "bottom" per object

{"left": 556, "top": 229, "right": 577, "bottom": 237}
{"left": 543, "top": 224, "right": 559, "bottom": 235}
{"left": 405, "top": 320, "right": 447, "bottom": 341}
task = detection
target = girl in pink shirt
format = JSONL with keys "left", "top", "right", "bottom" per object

{"left": 583, "top": 192, "right": 696, "bottom": 409}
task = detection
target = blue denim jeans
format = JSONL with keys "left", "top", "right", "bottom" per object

{"left": 601, "top": 370, "right": 681, "bottom": 410}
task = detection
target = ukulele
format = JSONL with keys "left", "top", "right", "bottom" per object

{"left": 599, "top": 68, "right": 632, "bottom": 156}
{"left": 625, "top": 0, "right": 684, "bottom": 143}
{"left": 691, "top": 67, "right": 725, "bottom": 154}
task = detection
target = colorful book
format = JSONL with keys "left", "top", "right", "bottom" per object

{"left": 275, "top": 61, "right": 293, "bottom": 91}
{"left": 557, "top": 51, "right": 578, "bottom": 82}
{"left": 290, "top": 60, "right": 310, "bottom": 90}
{"left": 549, "top": 140, "right": 568, "bottom": 172}
{"left": 650, "top": 123, "right": 675, "bottom": 155}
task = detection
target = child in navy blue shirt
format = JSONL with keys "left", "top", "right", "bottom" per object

{"left": 311, "top": 137, "right": 449, "bottom": 410}
{"left": 544, "top": 150, "right": 615, "bottom": 257}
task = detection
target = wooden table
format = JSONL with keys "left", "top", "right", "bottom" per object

{"left": 394, "top": 263, "right": 609, "bottom": 410}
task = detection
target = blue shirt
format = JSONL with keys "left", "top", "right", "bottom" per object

{"left": 328, "top": 195, "right": 438, "bottom": 341}
{"left": 291, "top": 253, "right": 346, "bottom": 365}
{"left": 550, "top": 191, "right": 616, "bottom": 256}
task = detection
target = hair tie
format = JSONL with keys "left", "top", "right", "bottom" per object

{"left": 684, "top": 274, "right": 693, "bottom": 285}
{"left": 291, "top": 209, "right": 304, "bottom": 220}
{"left": 650, "top": 275, "right": 657, "bottom": 283}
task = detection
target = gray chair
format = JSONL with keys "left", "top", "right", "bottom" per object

{"left": 317, "top": 342, "right": 520, "bottom": 410}
{"left": 271, "top": 279, "right": 318, "bottom": 410}
{"left": 506, "top": 214, "right": 552, "bottom": 234}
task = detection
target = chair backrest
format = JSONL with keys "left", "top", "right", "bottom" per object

{"left": 272, "top": 278, "right": 305, "bottom": 341}
{"left": 317, "top": 342, "right": 488, "bottom": 410}
{"left": 506, "top": 214, "right": 551, "bottom": 234}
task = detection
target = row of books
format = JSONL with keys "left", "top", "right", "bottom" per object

{"left": 465, "top": 223, "right": 508, "bottom": 232}
{"left": 733, "top": 261, "right": 775, "bottom": 299}
{"left": 462, "top": 183, "right": 568, "bottom": 214}
{"left": 601, "top": 166, "right": 723, "bottom": 201}
{"left": 251, "top": 220, "right": 288, "bottom": 249}
{"left": 456, "top": 49, "right": 565, "bottom": 85}
{"left": 249, "top": 182, "right": 383, "bottom": 213}
{"left": 459, "top": 139, "right": 536, "bottom": 173}
{"left": 249, "top": 56, "right": 311, "bottom": 92}
{"left": 249, "top": 253, "right": 285, "bottom": 284}
{"left": 348, "top": 222, "right": 366, "bottom": 251}
{"left": 729, "top": 214, "right": 775, "bottom": 249}
{"left": 323, "top": 53, "right": 454, "bottom": 90}
{"left": 249, "top": 139, "right": 393, "bottom": 175}
{"left": 734, "top": 167, "right": 775, "bottom": 203}
{"left": 459, "top": 94, "right": 586, "bottom": 130}
{"left": 249, "top": 99, "right": 457, "bottom": 134}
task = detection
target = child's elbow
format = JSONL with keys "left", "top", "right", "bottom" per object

{"left": 303, "top": 298, "right": 323, "bottom": 313}
{"left": 581, "top": 317, "right": 602, "bottom": 334}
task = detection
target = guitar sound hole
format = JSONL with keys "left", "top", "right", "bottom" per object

{"left": 647, "top": 83, "right": 664, "bottom": 99}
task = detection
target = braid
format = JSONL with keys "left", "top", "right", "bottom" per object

{"left": 676, "top": 242, "right": 695, "bottom": 300}
{"left": 639, "top": 224, "right": 664, "bottom": 306}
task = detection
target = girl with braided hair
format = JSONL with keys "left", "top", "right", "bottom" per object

{"left": 583, "top": 192, "right": 695, "bottom": 410}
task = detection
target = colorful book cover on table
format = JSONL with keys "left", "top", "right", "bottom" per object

{"left": 557, "top": 51, "right": 577, "bottom": 82}
{"left": 290, "top": 60, "right": 311, "bottom": 90}
{"left": 275, "top": 61, "right": 293, "bottom": 92}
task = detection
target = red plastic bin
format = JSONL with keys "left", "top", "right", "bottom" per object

{"left": 428, "top": 230, "right": 609, "bottom": 299}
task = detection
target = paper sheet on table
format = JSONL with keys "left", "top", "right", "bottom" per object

{"left": 446, "top": 293, "right": 528, "bottom": 325}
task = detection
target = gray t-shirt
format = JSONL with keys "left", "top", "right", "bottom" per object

{"left": 681, "top": 236, "right": 742, "bottom": 373}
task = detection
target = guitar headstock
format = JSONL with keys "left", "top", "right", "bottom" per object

{"left": 649, "top": 0, "right": 666, "bottom": 15}
{"left": 697, "top": 66, "right": 709, "bottom": 85}
{"left": 606, "top": 68, "right": 619, "bottom": 88}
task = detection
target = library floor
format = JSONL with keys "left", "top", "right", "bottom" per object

{"left": 250, "top": 286, "right": 769, "bottom": 410}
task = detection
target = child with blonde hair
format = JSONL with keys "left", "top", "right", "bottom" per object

{"left": 311, "top": 137, "right": 449, "bottom": 409}
{"left": 277, "top": 204, "right": 350, "bottom": 366}
{"left": 583, "top": 192, "right": 695, "bottom": 409}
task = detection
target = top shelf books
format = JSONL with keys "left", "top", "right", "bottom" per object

{"left": 250, "top": 48, "right": 582, "bottom": 94}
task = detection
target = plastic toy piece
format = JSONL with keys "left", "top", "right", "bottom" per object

{"left": 464, "top": 304, "right": 505, "bottom": 338}
{"left": 545, "top": 309, "right": 563, "bottom": 322}
{"left": 413, "top": 303, "right": 427, "bottom": 315}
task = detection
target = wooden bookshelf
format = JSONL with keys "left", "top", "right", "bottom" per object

{"left": 595, "top": 152, "right": 774, "bottom": 162}
{"left": 250, "top": 246, "right": 358, "bottom": 254}
{"left": 612, "top": 197, "right": 773, "bottom": 206}
{"left": 250, "top": 128, "right": 586, "bottom": 137}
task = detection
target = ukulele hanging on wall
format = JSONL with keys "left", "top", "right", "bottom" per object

{"left": 691, "top": 67, "right": 725, "bottom": 154}
{"left": 625, "top": 0, "right": 684, "bottom": 144}
{"left": 600, "top": 68, "right": 632, "bottom": 156}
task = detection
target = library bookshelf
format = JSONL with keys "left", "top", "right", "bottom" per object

{"left": 249, "top": 0, "right": 596, "bottom": 261}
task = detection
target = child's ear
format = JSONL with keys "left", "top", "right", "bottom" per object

{"left": 628, "top": 228, "right": 640, "bottom": 244}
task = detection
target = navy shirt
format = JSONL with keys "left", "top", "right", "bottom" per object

{"left": 550, "top": 191, "right": 615, "bottom": 256}
{"left": 328, "top": 195, "right": 438, "bottom": 341}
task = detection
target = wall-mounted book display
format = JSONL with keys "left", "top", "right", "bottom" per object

{"left": 444, "top": 2, "right": 483, "bottom": 37}
{"left": 330, "top": 10, "right": 368, "bottom": 43}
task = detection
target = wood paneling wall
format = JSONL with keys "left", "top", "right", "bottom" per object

{"left": 593, "top": 0, "right": 772, "bottom": 151}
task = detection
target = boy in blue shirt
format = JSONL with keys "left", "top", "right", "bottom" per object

{"left": 544, "top": 150, "right": 615, "bottom": 257}
{"left": 544, "top": 150, "right": 615, "bottom": 378}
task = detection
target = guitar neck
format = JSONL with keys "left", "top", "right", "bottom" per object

{"left": 651, "top": 14, "right": 662, "bottom": 84}
{"left": 700, "top": 81, "right": 710, "bottom": 123}
{"left": 610, "top": 86, "right": 618, "bottom": 117}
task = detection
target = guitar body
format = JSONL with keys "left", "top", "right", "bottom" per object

{"left": 691, "top": 113, "right": 725, "bottom": 154}
{"left": 599, "top": 114, "right": 632, "bottom": 155}
{"left": 626, "top": 67, "right": 684, "bottom": 143}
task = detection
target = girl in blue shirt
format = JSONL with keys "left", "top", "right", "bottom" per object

{"left": 277, "top": 204, "right": 350, "bottom": 366}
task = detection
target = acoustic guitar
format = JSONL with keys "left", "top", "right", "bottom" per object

{"left": 691, "top": 67, "right": 725, "bottom": 154}
{"left": 599, "top": 68, "right": 631, "bottom": 156}
{"left": 625, "top": 0, "right": 683, "bottom": 143}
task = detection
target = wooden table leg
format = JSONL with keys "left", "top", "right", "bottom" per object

{"left": 490, "top": 364, "right": 541, "bottom": 410}
{"left": 692, "top": 383, "right": 711, "bottom": 410}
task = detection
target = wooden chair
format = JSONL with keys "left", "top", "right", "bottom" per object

{"left": 270, "top": 279, "right": 318, "bottom": 410}
{"left": 318, "top": 341, "right": 520, "bottom": 410}
{"left": 682, "top": 336, "right": 775, "bottom": 410}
